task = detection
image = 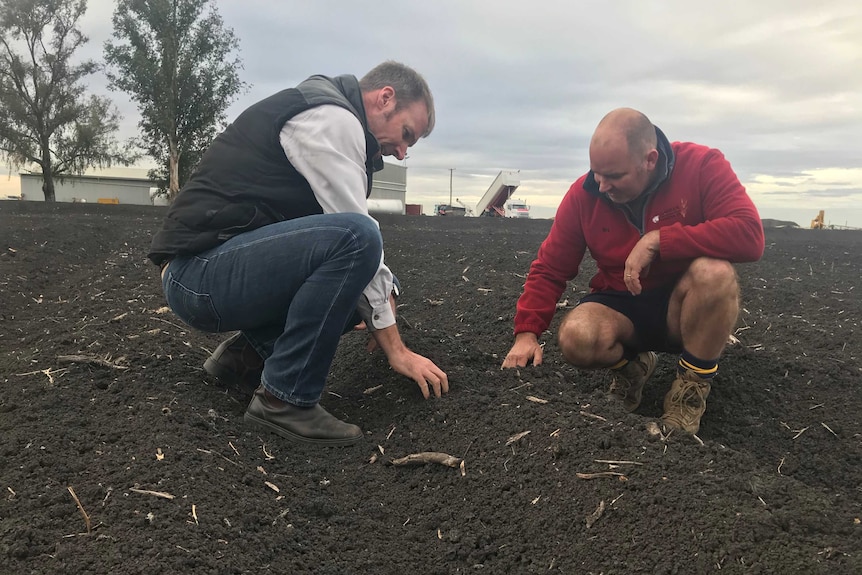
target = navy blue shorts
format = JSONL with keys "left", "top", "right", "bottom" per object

{"left": 578, "top": 287, "right": 681, "bottom": 353}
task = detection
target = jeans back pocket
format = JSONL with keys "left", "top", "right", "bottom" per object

{"left": 164, "top": 276, "right": 221, "bottom": 333}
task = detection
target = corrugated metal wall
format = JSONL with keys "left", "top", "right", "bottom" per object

{"left": 19, "top": 163, "right": 408, "bottom": 206}
{"left": 20, "top": 174, "right": 153, "bottom": 204}
{"left": 371, "top": 163, "right": 407, "bottom": 203}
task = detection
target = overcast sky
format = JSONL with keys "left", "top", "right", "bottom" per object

{"left": 5, "top": 0, "right": 861, "bottom": 227}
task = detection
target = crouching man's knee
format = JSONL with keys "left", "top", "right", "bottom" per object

{"left": 557, "top": 313, "right": 603, "bottom": 367}
{"left": 333, "top": 213, "right": 383, "bottom": 269}
{"left": 686, "top": 257, "right": 739, "bottom": 298}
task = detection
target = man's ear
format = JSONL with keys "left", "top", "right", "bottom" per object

{"left": 646, "top": 148, "right": 659, "bottom": 170}
{"left": 378, "top": 86, "right": 396, "bottom": 110}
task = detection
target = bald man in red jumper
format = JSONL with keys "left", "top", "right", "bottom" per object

{"left": 503, "top": 108, "right": 764, "bottom": 434}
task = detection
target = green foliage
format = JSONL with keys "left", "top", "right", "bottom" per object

{"left": 104, "top": 0, "right": 246, "bottom": 195}
{"left": 0, "top": 0, "right": 134, "bottom": 201}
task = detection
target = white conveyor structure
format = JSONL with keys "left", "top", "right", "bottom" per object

{"left": 475, "top": 170, "right": 520, "bottom": 217}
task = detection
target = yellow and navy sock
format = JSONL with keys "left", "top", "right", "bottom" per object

{"left": 678, "top": 350, "right": 718, "bottom": 379}
{"left": 610, "top": 349, "right": 639, "bottom": 371}
{"left": 610, "top": 358, "right": 628, "bottom": 370}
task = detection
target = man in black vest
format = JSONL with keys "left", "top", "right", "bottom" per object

{"left": 149, "top": 61, "right": 447, "bottom": 446}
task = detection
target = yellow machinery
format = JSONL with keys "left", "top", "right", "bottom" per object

{"left": 810, "top": 210, "right": 825, "bottom": 229}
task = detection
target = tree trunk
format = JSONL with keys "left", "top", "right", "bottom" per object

{"left": 42, "top": 177, "right": 56, "bottom": 202}
{"left": 41, "top": 159, "right": 56, "bottom": 202}
{"left": 168, "top": 138, "right": 180, "bottom": 200}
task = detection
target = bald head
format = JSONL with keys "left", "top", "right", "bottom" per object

{"left": 588, "top": 108, "right": 660, "bottom": 204}
{"left": 591, "top": 108, "right": 656, "bottom": 160}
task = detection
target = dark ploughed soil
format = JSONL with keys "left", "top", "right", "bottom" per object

{"left": 1, "top": 201, "right": 860, "bottom": 575}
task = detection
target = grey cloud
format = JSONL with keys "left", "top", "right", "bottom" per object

{"left": 73, "top": 0, "right": 862, "bottom": 225}
{"left": 800, "top": 188, "right": 862, "bottom": 198}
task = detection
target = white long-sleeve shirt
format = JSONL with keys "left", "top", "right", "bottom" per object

{"left": 279, "top": 104, "right": 395, "bottom": 330}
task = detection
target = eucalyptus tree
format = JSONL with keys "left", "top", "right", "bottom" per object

{"left": 0, "top": 0, "right": 131, "bottom": 201}
{"left": 104, "top": 0, "right": 246, "bottom": 198}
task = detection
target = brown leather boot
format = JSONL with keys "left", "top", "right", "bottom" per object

{"left": 244, "top": 387, "right": 363, "bottom": 446}
{"left": 203, "top": 332, "right": 264, "bottom": 393}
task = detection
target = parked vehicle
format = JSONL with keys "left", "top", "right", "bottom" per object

{"left": 505, "top": 200, "right": 530, "bottom": 218}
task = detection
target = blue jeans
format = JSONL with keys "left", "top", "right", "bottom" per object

{"left": 161, "top": 213, "right": 383, "bottom": 406}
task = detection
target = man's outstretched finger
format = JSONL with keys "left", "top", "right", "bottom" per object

{"left": 439, "top": 374, "right": 449, "bottom": 394}
{"left": 416, "top": 379, "right": 430, "bottom": 399}
{"left": 428, "top": 378, "right": 441, "bottom": 398}
{"left": 432, "top": 368, "right": 449, "bottom": 395}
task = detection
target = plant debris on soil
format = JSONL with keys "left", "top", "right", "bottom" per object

{"left": 1, "top": 201, "right": 861, "bottom": 574}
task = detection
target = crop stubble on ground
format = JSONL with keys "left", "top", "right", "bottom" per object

{"left": 1, "top": 202, "right": 861, "bottom": 574}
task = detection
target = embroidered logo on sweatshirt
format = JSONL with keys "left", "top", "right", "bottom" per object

{"left": 652, "top": 200, "right": 688, "bottom": 224}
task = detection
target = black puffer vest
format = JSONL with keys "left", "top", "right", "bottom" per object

{"left": 148, "top": 74, "right": 382, "bottom": 266}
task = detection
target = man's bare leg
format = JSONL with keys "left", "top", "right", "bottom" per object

{"left": 664, "top": 257, "right": 740, "bottom": 433}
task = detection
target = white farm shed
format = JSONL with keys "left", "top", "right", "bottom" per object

{"left": 18, "top": 163, "right": 407, "bottom": 209}
{"left": 371, "top": 162, "right": 407, "bottom": 203}
{"left": 19, "top": 167, "right": 156, "bottom": 204}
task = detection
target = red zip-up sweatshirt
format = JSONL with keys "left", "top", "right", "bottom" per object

{"left": 514, "top": 140, "right": 765, "bottom": 336}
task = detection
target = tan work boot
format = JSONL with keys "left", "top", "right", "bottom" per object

{"left": 203, "top": 332, "right": 264, "bottom": 393}
{"left": 661, "top": 369, "right": 712, "bottom": 434}
{"left": 608, "top": 351, "right": 658, "bottom": 412}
